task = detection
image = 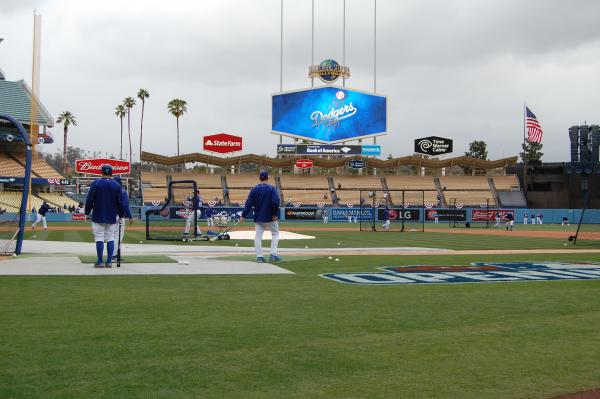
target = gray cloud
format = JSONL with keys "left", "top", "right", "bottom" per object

{"left": 3, "top": 0, "right": 600, "bottom": 162}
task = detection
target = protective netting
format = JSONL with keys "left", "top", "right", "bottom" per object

{"left": 145, "top": 181, "right": 199, "bottom": 241}
{"left": 0, "top": 210, "right": 20, "bottom": 255}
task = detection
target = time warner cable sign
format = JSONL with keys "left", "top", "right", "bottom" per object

{"left": 272, "top": 86, "right": 387, "bottom": 144}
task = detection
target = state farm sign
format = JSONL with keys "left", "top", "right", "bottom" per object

{"left": 203, "top": 133, "right": 243, "bottom": 154}
{"left": 75, "top": 158, "right": 131, "bottom": 175}
{"left": 295, "top": 159, "right": 314, "bottom": 169}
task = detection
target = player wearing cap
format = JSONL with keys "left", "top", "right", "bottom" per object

{"left": 240, "top": 171, "right": 281, "bottom": 263}
{"left": 84, "top": 164, "right": 124, "bottom": 268}
{"left": 382, "top": 207, "right": 391, "bottom": 231}
{"left": 32, "top": 200, "right": 51, "bottom": 230}
{"left": 112, "top": 176, "right": 133, "bottom": 260}
{"left": 504, "top": 212, "right": 514, "bottom": 231}
{"left": 184, "top": 189, "right": 203, "bottom": 236}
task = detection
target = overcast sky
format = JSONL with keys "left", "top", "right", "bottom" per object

{"left": 2, "top": 0, "right": 600, "bottom": 162}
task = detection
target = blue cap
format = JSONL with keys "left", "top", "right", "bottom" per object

{"left": 259, "top": 171, "right": 268, "bottom": 180}
{"left": 114, "top": 175, "right": 122, "bottom": 186}
{"left": 101, "top": 164, "right": 113, "bottom": 176}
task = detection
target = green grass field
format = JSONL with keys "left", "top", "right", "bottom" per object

{"left": 2, "top": 223, "right": 600, "bottom": 398}
{"left": 22, "top": 221, "right": 600, "bottom": 250}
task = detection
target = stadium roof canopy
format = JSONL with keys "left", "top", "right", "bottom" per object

{"left": 0, "top": 80, "right": 54, "bottom": 127}
{"left": 142, "top": 151, "right": 518, "bottom": 170}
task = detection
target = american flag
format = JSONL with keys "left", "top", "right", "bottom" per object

{"left": 526, "top": 106, "right": 543, "bottom": 143}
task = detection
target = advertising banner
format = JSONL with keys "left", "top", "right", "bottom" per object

{"left": 425, "top": 209, "right": 467, "bottom": 221}
{"left": 272, "top": 86, "right": 387, "bottom": 143}
{"left": 203, "top": 133, "right": 243, "bottom": 153}
{"left": 414, "top": 136, "right": 453, "bottom": 155}
{"left": 377, "top": 208, "right": 420, "bottom": 221}
{"left": 348, "top": 160, "right": 367, "bottom": 169}
{"left": 277, "top": 144, "right": 381, "bottom": 156}
{"left": 167, "top": 207, "right": 248, "bottom": 220}
{"left": 71, "top": 213, "right": 86, "bottom": 221}
{"left": 75, "top": 158, "right": 130, "bottom": 175}
{"left": 284, "top": 208, "right": 320, "bottom": 220}
{"left": 331, "top": 207, "right": 374, "bottom": 221}
{"left": 295, "top": 159, "right": 314, "bottom": 169}
{"left": 471, "top": 209, "right": 515, "bottom": 222}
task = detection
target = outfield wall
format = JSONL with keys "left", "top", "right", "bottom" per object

{"left": 5, "top": 207, "right": 600, "bottom": 224}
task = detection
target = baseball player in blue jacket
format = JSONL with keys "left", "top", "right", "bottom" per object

{"left": 84, "top": 164, "right": 124, "bottom": 268}
{"left": 184, "top": 189, "right": 203, "bottom": 236}
{"left": 240, "top": 171, "right": 281, "bottom": 262}
{"left": 32, "top": 201, "right": 51, "bottom": 230}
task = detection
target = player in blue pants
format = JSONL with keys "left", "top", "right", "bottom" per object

{"left": 84, "top": 165, "right": 124, "bottom": 268}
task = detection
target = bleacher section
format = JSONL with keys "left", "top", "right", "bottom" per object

{"left": 142, "top": 171, "right": 225, "bottom": 204}
{"left": 0, "top": 153, "right": 25, "bottom": 176}
{"left": 439, "top": 176, "right": 495, "bottom": 206}
{"left": 37, "top": 192, "right": 80, "bottom": 209}
{"left": 383, "top": 176, "right": 438, "bottom": 205}
{"left": 492, "top": 175, "right": 520, "bottom": 190}
{"left": 0, "top": 153, "right": 63, "bottom": 179}
{"left": 0, "top": 192, "right": 44, "bottom": 212}
{"left": 139, "top": 171, "right": 523, "bottom": 208}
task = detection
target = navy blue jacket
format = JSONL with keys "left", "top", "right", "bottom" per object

{"left": 242, "top": 183, "right": 280, "bottom": 223}
{"left": 84, "top": 178, "right": 124, "bottom": 224}
{"left": 39, "top": 203, "right": 50, "bottom": 216}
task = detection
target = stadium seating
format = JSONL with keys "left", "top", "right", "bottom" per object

{"left": 0, "top": 153, "right": 25, "bottom": 176}
{"left": 37, "top": 192, "right": 81, "bottom": 210}
{"left": 5, "top": 153, "right": 63, "bottom": 178}
{"left": 439, "top": 176, "right": 495, "bottom": 206}
{"left": 492, "top": 175, "right": 520, "bottom": 190}
{"left": 0, "top": 192, "right": 44, "bottom": 211}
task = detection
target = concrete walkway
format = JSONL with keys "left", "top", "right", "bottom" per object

{"left": 0, "top": 255, "right": 294, "bottom": 276}
{"left": 21, "top": 240, "right": 445, "bottom": 256}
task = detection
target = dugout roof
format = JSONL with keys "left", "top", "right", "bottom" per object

{"left": 0, "top": 80, "right": 54, "bottom": 127}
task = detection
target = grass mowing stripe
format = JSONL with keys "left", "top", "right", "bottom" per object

{"left": 0, "top": 253, "right": 599, "bottom": 398}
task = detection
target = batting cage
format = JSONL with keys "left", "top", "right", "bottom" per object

{"left": 359, "top": 189, "right": 426, "bottom": 232}
{"left": 145, "top": 180, "right": 201, "bottom": 241}
{"left": 0, "top": 115, "right": 33, "bottom": 255}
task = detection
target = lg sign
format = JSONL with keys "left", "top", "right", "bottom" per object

{"left": 203, "top": 133, "right": 243, "bottom": 154}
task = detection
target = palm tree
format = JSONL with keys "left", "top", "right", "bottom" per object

{"left": 137, "top": 89, "right": 149, "bottom": 163}
{"left": 167, "top": 99, "right": 187, "bottom": 156}
{"left": 114, "top": 104, "right": 127, "bottom": 159}
{"left": 56, "top": 111, "right": 77, "bottom": 175}
{"left": 123, "top": 96, "right": 136, "bottom": 168}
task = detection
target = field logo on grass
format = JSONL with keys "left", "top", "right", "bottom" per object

{"left": 320, "top": 261, "right": 600, "bottom": 285}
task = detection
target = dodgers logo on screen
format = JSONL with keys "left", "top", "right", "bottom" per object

{"left": 272, "top": 86, "right": 387, "bottom": 144}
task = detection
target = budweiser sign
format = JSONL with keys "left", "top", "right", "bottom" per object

{"left": 203, "top": 133, "right": 243, "bottom": 154}
{"left": 75, "top": 158, "right": 131, "bottom": 175}
{"left": 471, "top": 209, "right": 514, "bottom": 222}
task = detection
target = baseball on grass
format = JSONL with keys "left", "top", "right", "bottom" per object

{"left": 139, "top": 241, "right": 143, "bottom": 244}
{"left": 328, "top": 256, "right": 333, "bottom": 260}
{"left": 337, "top": 242, "right": 341, "bottom": 246}
{"left": 563, "top": 243, "right": 567, "bottom": 246}
{"left": 235, "top": 243, "right": 239, "bottom": 247}
{"left": 335, "top": 258, "right": 340, "bottom": 262}
{"left": 12, "top": 254, "right": 17, "bottom": 257}
{"left": 33, "top": 235, "right": 36, "bottom": 238}
{"left": 305, "top": 245, "right": 308, "bottom": 248}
